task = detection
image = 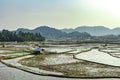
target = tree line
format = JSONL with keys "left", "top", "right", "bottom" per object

{"left": 0, "top": 30, "right": 45, "bottom": 42}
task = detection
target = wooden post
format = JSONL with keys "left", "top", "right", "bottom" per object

{"left": 2, "top": 43, "right": 5, "bottom": 48}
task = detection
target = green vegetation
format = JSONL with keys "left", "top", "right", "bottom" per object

{"left": 1, "top": 51, "right": 28, "bottom": 54}
{"left": 0, "top": 29, "right": 45, "bottom": 42}
{"left": 3, "top": 53, "right": 28, "bottom": 60}
{"left": 3, "top": 50, "right": 29, "bottom": 59}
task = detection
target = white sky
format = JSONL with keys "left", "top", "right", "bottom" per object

{"left": 0, "top": 0, "right": 120, "bottom": 30}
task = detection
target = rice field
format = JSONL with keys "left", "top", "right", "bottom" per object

{"left": 1, "top": 42, "right": 120, "bottom": 78}
{"left": 18, "top": 43, "right": 120, "bottom": 77}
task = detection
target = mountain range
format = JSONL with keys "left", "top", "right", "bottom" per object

{"left": 16, "top": 26, "right": 66, "bottom": 40}
{"left": 62, "top": 26, "right": 120, "bottom": 36}
{"left": 16, "top": 26, "right": 120, "bottom": 40}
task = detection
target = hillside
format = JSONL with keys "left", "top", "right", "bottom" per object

{"left": 16, "top": 26, "right": 66, "bottom": 40}
{"left": 16, "top": 26, "right": 92, "bottom": 40}
{"left": 62, "top": 26, "right": 120, "bottom": 36}
{"left": 16, "top": 26, "right": 120, "bottom": 41}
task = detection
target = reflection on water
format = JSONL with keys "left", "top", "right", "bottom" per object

{"left": 43, "top": 47, "right": 72, "bottom": 53}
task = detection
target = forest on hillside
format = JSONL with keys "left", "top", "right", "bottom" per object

{"left": 0, "top": 30, "right": 45, "bottom": 42}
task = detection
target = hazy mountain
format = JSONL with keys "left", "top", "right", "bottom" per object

{"left": 61, "top": 28, "right": 74, "bottom": 33}
{"left": 112, "top": 28, "right": 120, "bottom": 35}
{"left": 62, "top": 31, "right": 91, "bottom": 40}
{"left": 32, "top": 26, "right": 66, "bottom": 39}
{"left": 16, "top": 28, "right": 31, "bottom": 33}
{"left": 61, "top": 26, "right": 120, "bottom": 36}
{"left": 16, "top": 26, "right": 92, "bottom": 40}
{"left": 16, "top": 26, "right": 120, "bottom": 41}
{"left": 16, "top": 26, "right": 66, "bottom": 39}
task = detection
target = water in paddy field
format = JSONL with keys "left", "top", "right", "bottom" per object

{"left": 41, "top": 44, "right": 98, "bottom": 53}
{"left": 76, "top": 49, "right": 120, "bottom": 66}
{"left": 0, "top": 50, "right": 13, "bottom": 53}
{"left": 43, "top": 47, "right": 72, "bottom": 53}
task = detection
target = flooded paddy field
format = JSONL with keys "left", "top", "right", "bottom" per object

{"left": 1, "top": 42, "right": 120, "bottom": 78}
{"left": 18, "top": 43, "right": 120, "bottom": 78}
{"left": 40, "top": 43, "right": 100, "bottom": 53}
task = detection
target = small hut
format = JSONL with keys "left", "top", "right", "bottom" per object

{"left": 32, "top": 47, "right": 41, "bottom": 55}
{"left": 32, "top": 47, "right": 45, "bottom": 55}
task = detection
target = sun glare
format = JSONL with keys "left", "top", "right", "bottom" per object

{"left": 93, "top": 0, "right": 120, "bottom": 15}
{"left": 78, "top": 0, "right": 120, "bottom": 17}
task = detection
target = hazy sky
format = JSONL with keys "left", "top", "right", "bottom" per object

{"left": 1, "top": 0, "right": 120, "bottom": 30}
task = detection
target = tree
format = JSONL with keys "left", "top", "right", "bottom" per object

{"left": 0, "top": 30, "right": 45, "bottom": 42}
